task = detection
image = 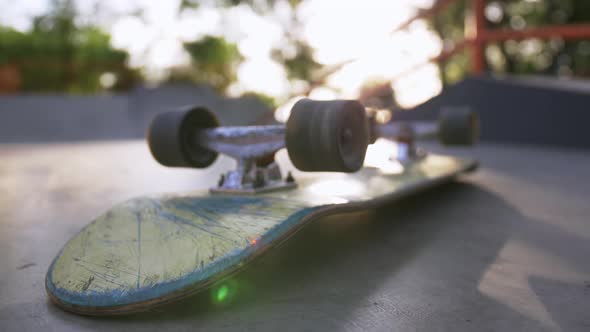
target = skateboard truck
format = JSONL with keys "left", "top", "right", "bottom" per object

{"left": 375, "top": 121, "right": 424, "bottom": 163}
{"left": 147, "top": 100, "right": 478, "bottom": 194}
{"left": 373, "top": 106, "right": 479, "bottom": 163}
{"left": 148, "top": 100, "right": 370, "bottom": 194}
{"left": 196, "top": 125, "right": 294, "bottom": 194}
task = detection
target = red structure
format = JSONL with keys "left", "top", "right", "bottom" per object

{"left": 398, "top": 0, "right": 590, "bottom": 76}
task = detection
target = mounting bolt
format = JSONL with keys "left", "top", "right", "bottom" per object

{"left": 285, "top": 171, "right": 295, "bottom": 183}
{"left": 253, "top": 170, "right": 265, "bottom": 188}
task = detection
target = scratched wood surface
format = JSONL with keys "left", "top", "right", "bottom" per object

{"left": 46, "top": 150, "right": 476, "bottom": 315}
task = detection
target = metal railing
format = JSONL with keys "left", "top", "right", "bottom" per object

{"left": 394, "top": 0, "right": 590, "bottom": 78}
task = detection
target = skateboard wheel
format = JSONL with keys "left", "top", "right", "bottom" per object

{"left": 148, "top": 105, "right": 219, "bottom": 168}
{"left": 286, "top": 99, "right": 369, "bottom": 172}
{"left": 438, "top": 107, "right": 479, "bottom": 146}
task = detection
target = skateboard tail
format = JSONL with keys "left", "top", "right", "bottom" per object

{"left": 45, "top": 199, "right": 324, "bottom": 314}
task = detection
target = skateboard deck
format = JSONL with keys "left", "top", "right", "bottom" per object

{"left": 46, "top": 153, "right": 477, "bottom": 315}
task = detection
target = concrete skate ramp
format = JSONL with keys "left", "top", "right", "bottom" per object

{"left": 398, "top": 75, "right": 590, "bottom": 149}
{"left": 0, "top": 84, "right": 272, "bottom": 143}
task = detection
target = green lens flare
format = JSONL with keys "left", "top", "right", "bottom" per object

{"left": 216, "top": 285, "right": 229, "bottom": 302}
{"left": 211, "top": 280, "right": 239, "bottom": 305}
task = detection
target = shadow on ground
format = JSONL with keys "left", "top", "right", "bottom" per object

{"left": 40, "top": 182, "right": 561, "bottom": 331}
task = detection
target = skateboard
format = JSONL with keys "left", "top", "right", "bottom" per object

{"left": 46, "top": 99, "right": 479, "bottom": 315}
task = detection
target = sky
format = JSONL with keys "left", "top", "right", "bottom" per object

{"left": 0, "top": 0, "right": 443, "bottom": 108}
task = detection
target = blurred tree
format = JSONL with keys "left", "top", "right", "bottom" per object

{"left": 272, "top": 41, "right": 322, "bottom": 84}
{"left": 168, "top": 36, "right": 243, "bottom": 93}
{"left": 428, "top": 0, "right": 468, "bottom": 86}
{"left": 268, "top": 1, "right": 325, "bottom": 96}
{"left": 240, "top": 91, "right": 277, "bottom": 109}
{"left": 269, "top": 37, "right": 328, "bottom": 100}
{"left": 177, "top": 0, "right": 324, "bottom": 99}
{"left": 358, "top": 80, "right": 398, "bottom": 110}
{"left": 0, "top": 0, "right": 138, "bottom": 94}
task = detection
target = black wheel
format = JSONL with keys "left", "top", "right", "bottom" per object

{"left": 438, "top": 107, "right": 479, "bottom": 146}
{"left": 286, "top": 99, "right": 369, "bottom": 172}
{"left": 147, "top": 105, "right": 219, "bottom": 168}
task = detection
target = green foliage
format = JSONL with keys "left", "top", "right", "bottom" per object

{"left": 443, "top": 51, "right": 470, "bottom": 84}
{"left": 485, "top": 0, "right": 590, "bottom": 77}
{"left": 274, "top": 41, "right": 322, "bottom": 82}
{"left": 431, "top": 0, "right": 467, "bottom": 43}
{"left": 177, "top": 0, "right": 318, "bottom": 97}
{"left": 179, "top": 0, "right": 200, "bottom": 12}
{"left": 175, "top": 36, "right": 243, "bottom": 93}
{"left": 428, "top": 0, "right": 468, "bottom": 85}
{"left": 0, "top": 0, "right": 137, "bottom": 93}
{"left": 179, "top": 0, "right": 303, "bottom": 14}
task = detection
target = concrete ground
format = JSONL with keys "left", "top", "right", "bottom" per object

{"left": 0, "top": 141, "right": 589, "bottom": 331}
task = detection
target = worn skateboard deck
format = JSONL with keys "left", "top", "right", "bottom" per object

{"left": 46, "top": 153, "right": 477, "bottom": 315}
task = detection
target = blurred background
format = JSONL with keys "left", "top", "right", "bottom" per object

{"left": 0, "top": 0, "right": 589, "bottom": 146}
